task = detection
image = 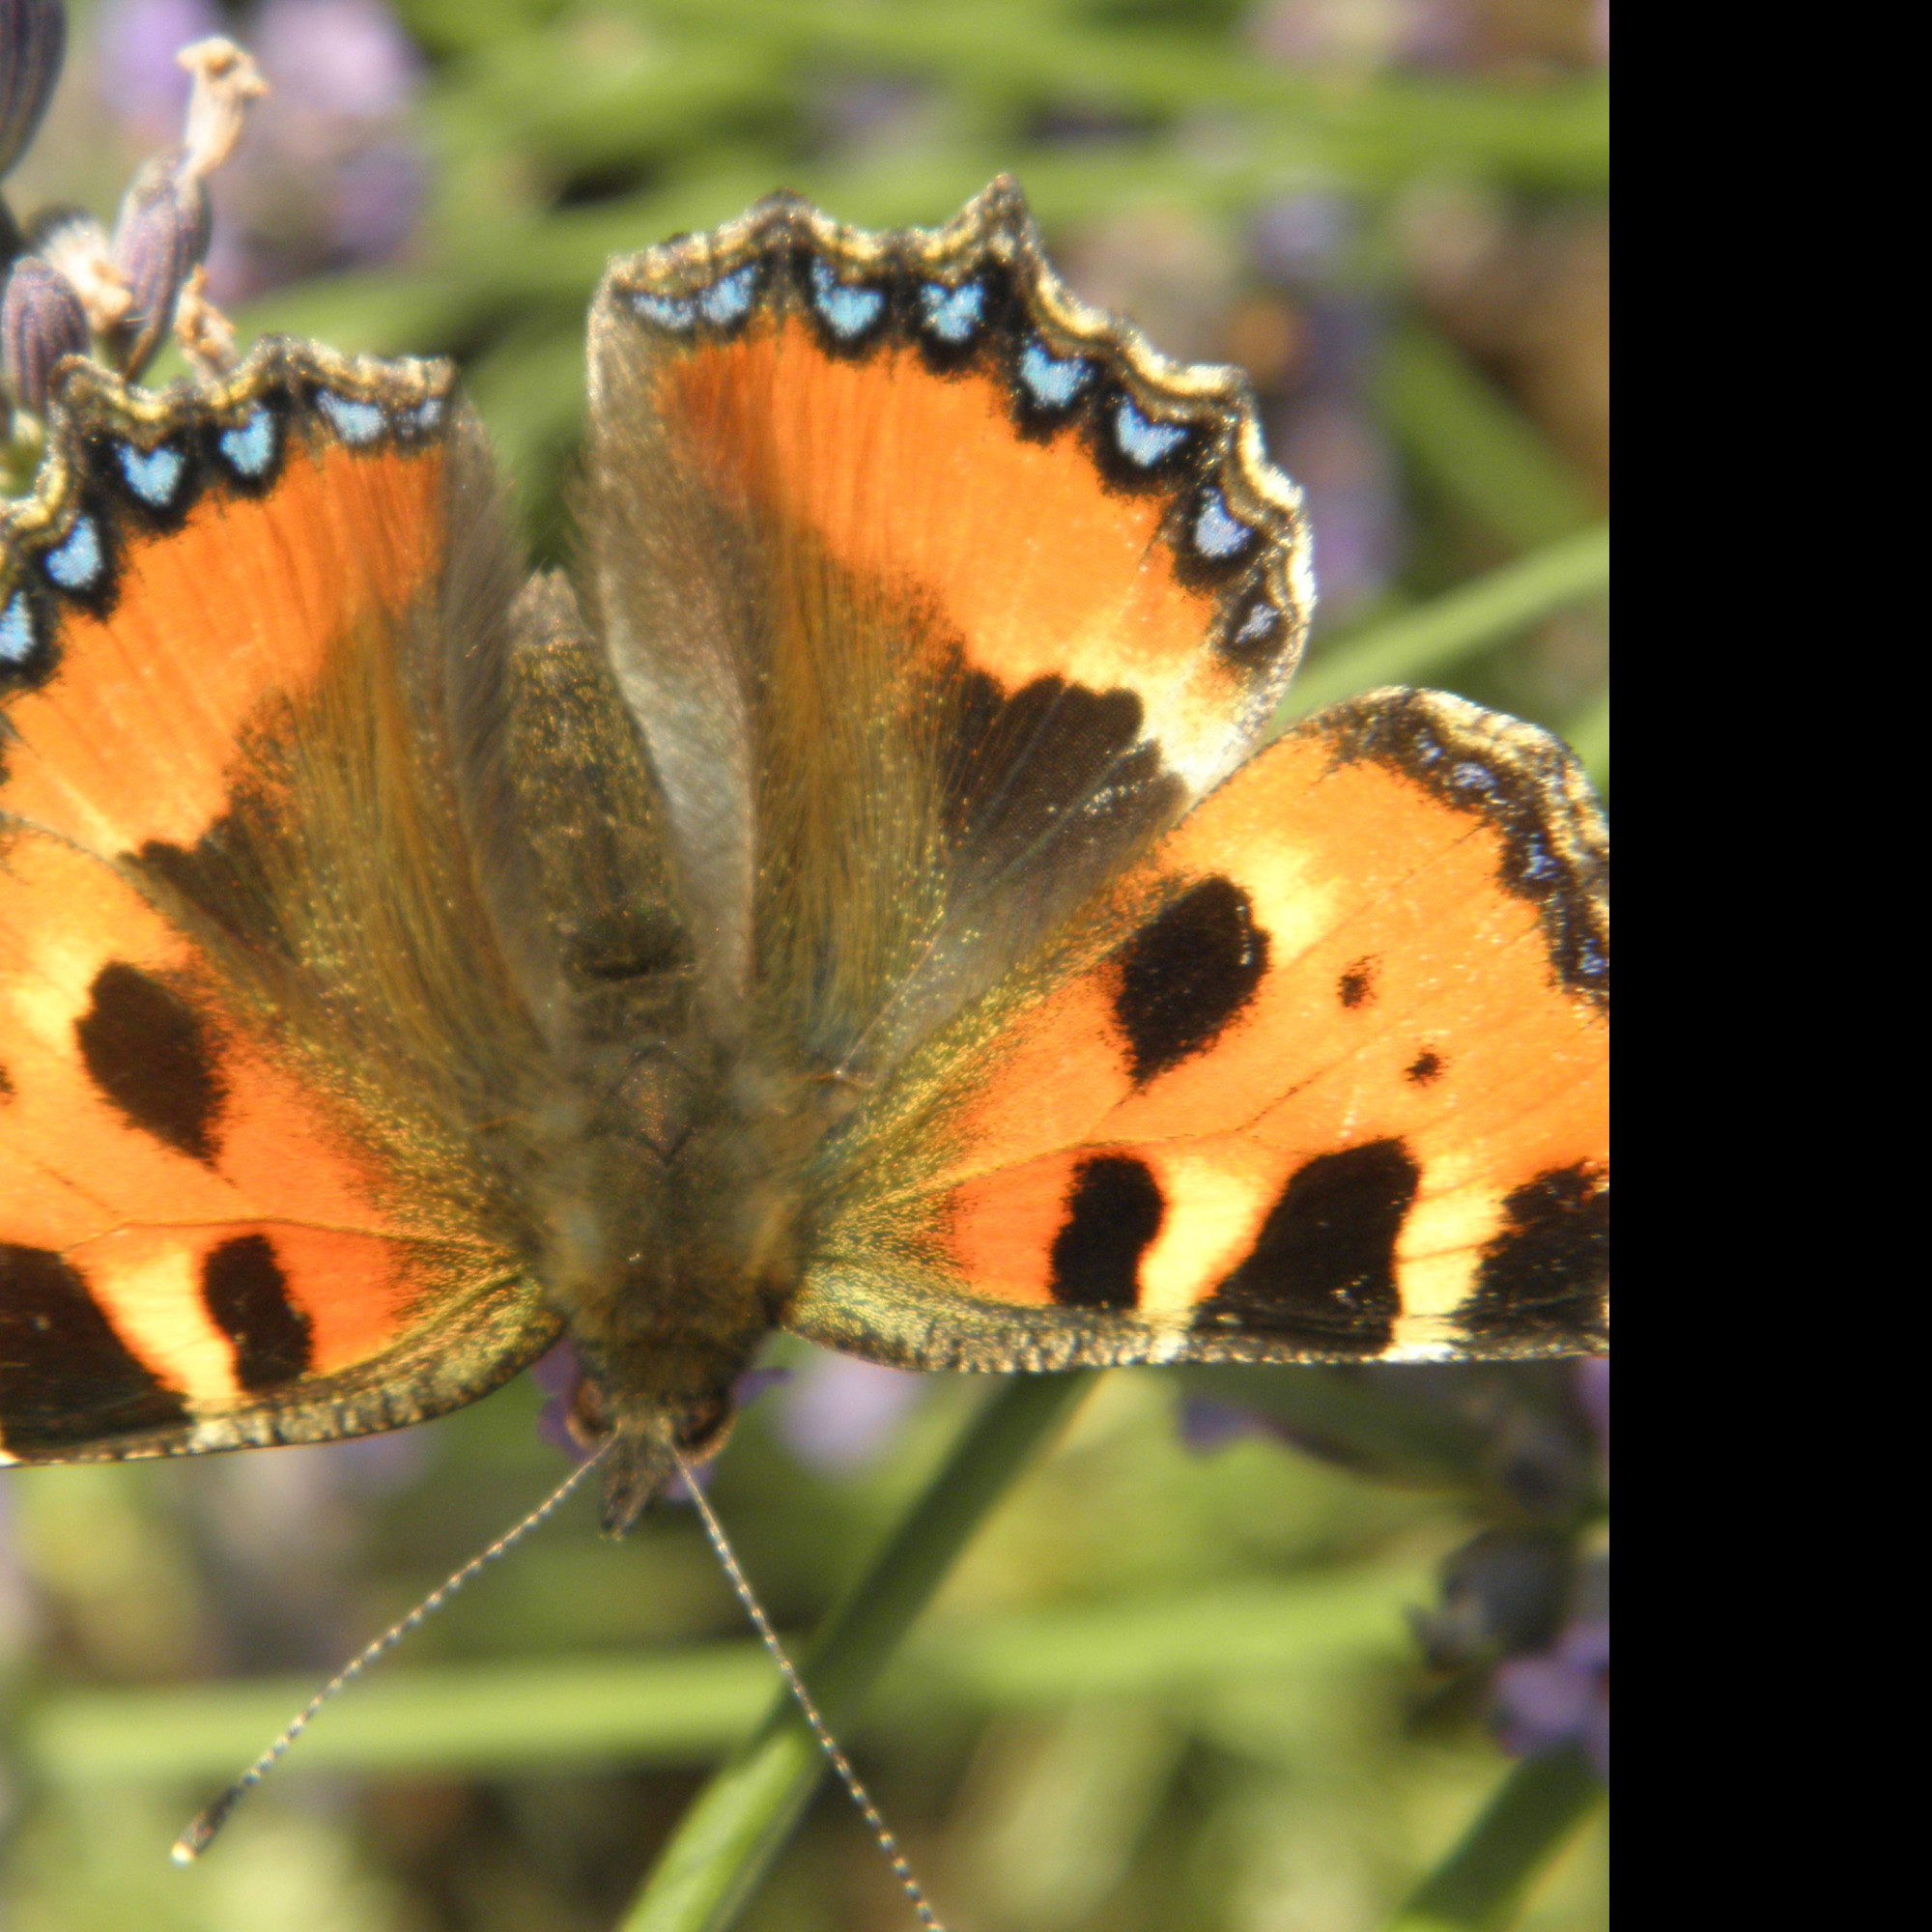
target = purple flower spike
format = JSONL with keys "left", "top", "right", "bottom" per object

{"left": 531, "top": 1337, "right": 590, "bottom": 1462}
{"left": 779, "top": 1353, "right": 924, "bottom": 1473}
{"left": 109, "top": 148, "right": 210, "bottom": 377}
{"left": 0, "top": 0, "right": 66, "bottom": 181}
{"left": 253, "top": 0, "right": 419, "bottom": 128}
{"left": 2, "top": 255, "right": 88, "bottom": 415}
{"left": 94, "top": 0, "right": 219, "bottom": 141}
{"left": 1494, "top": 1614, "right": 1609, "bottom": 1779}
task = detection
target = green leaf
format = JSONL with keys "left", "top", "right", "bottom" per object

{"left": 1285, "top": 524, "right": 1609, "bottom": 718}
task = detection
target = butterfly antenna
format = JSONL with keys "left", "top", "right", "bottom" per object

{"left": 670, "top": 1443, "right": 947, "bottom": 1932}
{"left": 171, "top": 1442, "right": 611, "bottom": 1865}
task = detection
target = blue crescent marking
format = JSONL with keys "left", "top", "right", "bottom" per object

{"left": 43, "top": 515, "right": 104, "bottom": 592}
{"left": 698, "top": 267, "right": 757, "bottom": 327}
{"left": 1113, "top": 398, "right": 1187, "bottom": 469}
{"left": 218, "top": 407, "right": 277, "bottom": 477}
{"left": 920, "top": 279, "right": 985, "bottom": 343}
{"left": 117, "top": 441, "right": 186, "bottom": 509}
{"left": 1451, "top": 759, "right": 1498, "bottom": 798}
{"left": 1193, "top": 489, "right": 1254, "bottom": 559}
{"left": 810, "top": 258, "right": 885, "bottom": 338}
{"left": 1519, "top": 836, "right": 1558, "bottom": 882}
{"left": 317, "top": 392, "right": 386, "bottom": 446}
{"left": 634, "top": 290, "right": 697, "bottom": 329}
{"left": 1017, "top": 339, "right": 1092, "bottom": 409}
{"left": 0, "top": 591, "right": 36, "bottom": 666}
{"left": 1234, "top": 600, "right": 1279, "bottom": 645}
{"left": 411, "top": 396, "right": 446, "bottom": 430}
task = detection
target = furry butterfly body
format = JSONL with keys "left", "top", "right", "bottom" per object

{"left": 0, "top": 181, "right": 1607, "bottom": 1526}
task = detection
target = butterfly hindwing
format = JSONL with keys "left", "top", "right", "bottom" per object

{"left": 789, "top": 689, "right": 1608, "bottom": 1367}
{"left": 1, "top": 344, "right": 558, "bottom": 1464}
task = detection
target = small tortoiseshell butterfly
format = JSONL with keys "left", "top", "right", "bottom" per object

{"left": 0, "top": 179, "right": 1607, "bottom": 1532}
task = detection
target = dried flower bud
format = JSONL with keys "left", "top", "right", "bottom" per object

{"left": 0, "top": 0, "right": 65, "bottom": 183}
{"left": 28, "top": 206, "right": 130, "bottom": 333}
{"left": 109, "top": 149, "right": 210, "bottom": 380}
{"left": 2, "top": 253, "right": 87, "bottom": 416}
{"left": 177, "top": 37, "right": 267, "bottom": 181}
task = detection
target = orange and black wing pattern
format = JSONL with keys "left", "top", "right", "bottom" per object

{"left": 1, "top": 344, "right": 555, "bottom": 1464}
{"left": 792, "top": 688, "right": 1607, "bottom": 1368}
{"left": 584, "top": 177, "right": 1312, "bottom": 1071}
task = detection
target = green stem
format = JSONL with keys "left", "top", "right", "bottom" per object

{"left": 1383, "top": 1745, "right": 1605, "bottom": 1931}
{"left": 1286, "top": 524, "right": 1610, "bottom": 718}
{"left": 619, "top": 1371, "right": 1098, "bottom": 1932}
{"left": 1376, "top": 324, "right": 1600, "bottom": 554}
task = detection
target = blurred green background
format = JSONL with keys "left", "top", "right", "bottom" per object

{"left": 1, "top": 1, "right": 1608, "bottom": 1926}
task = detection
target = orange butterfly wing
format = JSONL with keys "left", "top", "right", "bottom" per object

{"left": 584, "top": 179, "right": 1312, "bottom": 1071}
{"left": 1, "top": 347, "right": 555, "bottom": 1463}
{"left": 792, "top": 689, "right": 1607, "bottom": 1366}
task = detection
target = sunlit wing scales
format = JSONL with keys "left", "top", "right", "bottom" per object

{"left": 2, "top": 176, "right": 1605, "bottom": 1489}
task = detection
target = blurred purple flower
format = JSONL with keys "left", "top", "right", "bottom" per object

{"left": 1279, "top": 394, "right": 1399, "bottom": 615}
{"left": 94, "top": 0, "right": 426, "bottom": 303}
{"left": 1494, "top": 1614, "right": 1609, "bottom": 1778}
{"left": 779, "top": 1353, "right": 924, "bottom": 1473}
{"left": 251, "top": 0, "right": 418, "bottom": 134}
{"left": 532, "top": 1336, "right": 588, "bottom": 1461}
{"left": 1252, "top": 0, "right": 1474, "bottom": 71}
{"left": 1178, "top": 1396, "right": 1269, "bottom": 1454}
{"left": 325, "top": 137, "right": 423, "bottom": 260}
{"left": 1251, "top": 192, "right": 1353, "bottom": 282}
{"left": 1576, "top": 1357, "right": 1608, "bottom": 1459}
{"left": 94, "top": 0, "right": 219, "bottom": 139}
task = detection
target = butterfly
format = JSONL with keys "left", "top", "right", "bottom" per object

{"left": 0, "top": 177, "right": 1608, "bottom": 1530}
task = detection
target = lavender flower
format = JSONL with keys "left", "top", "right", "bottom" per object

{"left": 93, "top": 0, "right": 219, "bottom": 142}
{"left": 1494, "top": 1613, "right": 1609, "bottom": 1778}
{"left": 109, "top": 146, "right": 208, "bottom": 376}
{"left": 2, "top": 251, "right": 87, "bottom": 412}
{"left": 778, "top": 1353, "right": 925, "bottom": 1473}
{"left": 0, "top": 0, "right": 64, "bottom": 181}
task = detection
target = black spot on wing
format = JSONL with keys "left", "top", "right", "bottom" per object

{"left": 1457, "top": 1164, "right": 1608, "bottom": 1350}
{"left": 1405, "top": 1048, "right": 1444, "bottom": 1085}
{"left": 0, "top": 1061, "right": 12, "bottom": 1100}
{"left": 1338, "top": 956, "right": 1378, "bottom": 1009}
{"left": 74, "top": 961, "right": 226, "bottom": 1164}
{"left": 944, "top": 666, "right": 1182, "bottom": 908}
{"left": 1114, "top": 876, "right": 1269, "bottom": 1085}
{"left": 201, "top": 1235, "right": 314, "bottom": 1393}
{"left": 1049, "top": 1154, "right": 1165, "bottom": 1310}
{"left": 1194, "top": 1140, "right": 1418, "bottom": 1352}
{"left": 0, "top": 1243, "right": 190, "bottom": 1452}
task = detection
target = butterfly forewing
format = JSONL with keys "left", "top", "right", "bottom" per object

{"left": 0, "top": 347, "right": 557, "bottom": 1464}
{"left": 585, "top": 179, "right": 1314, "bottom": 1079}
